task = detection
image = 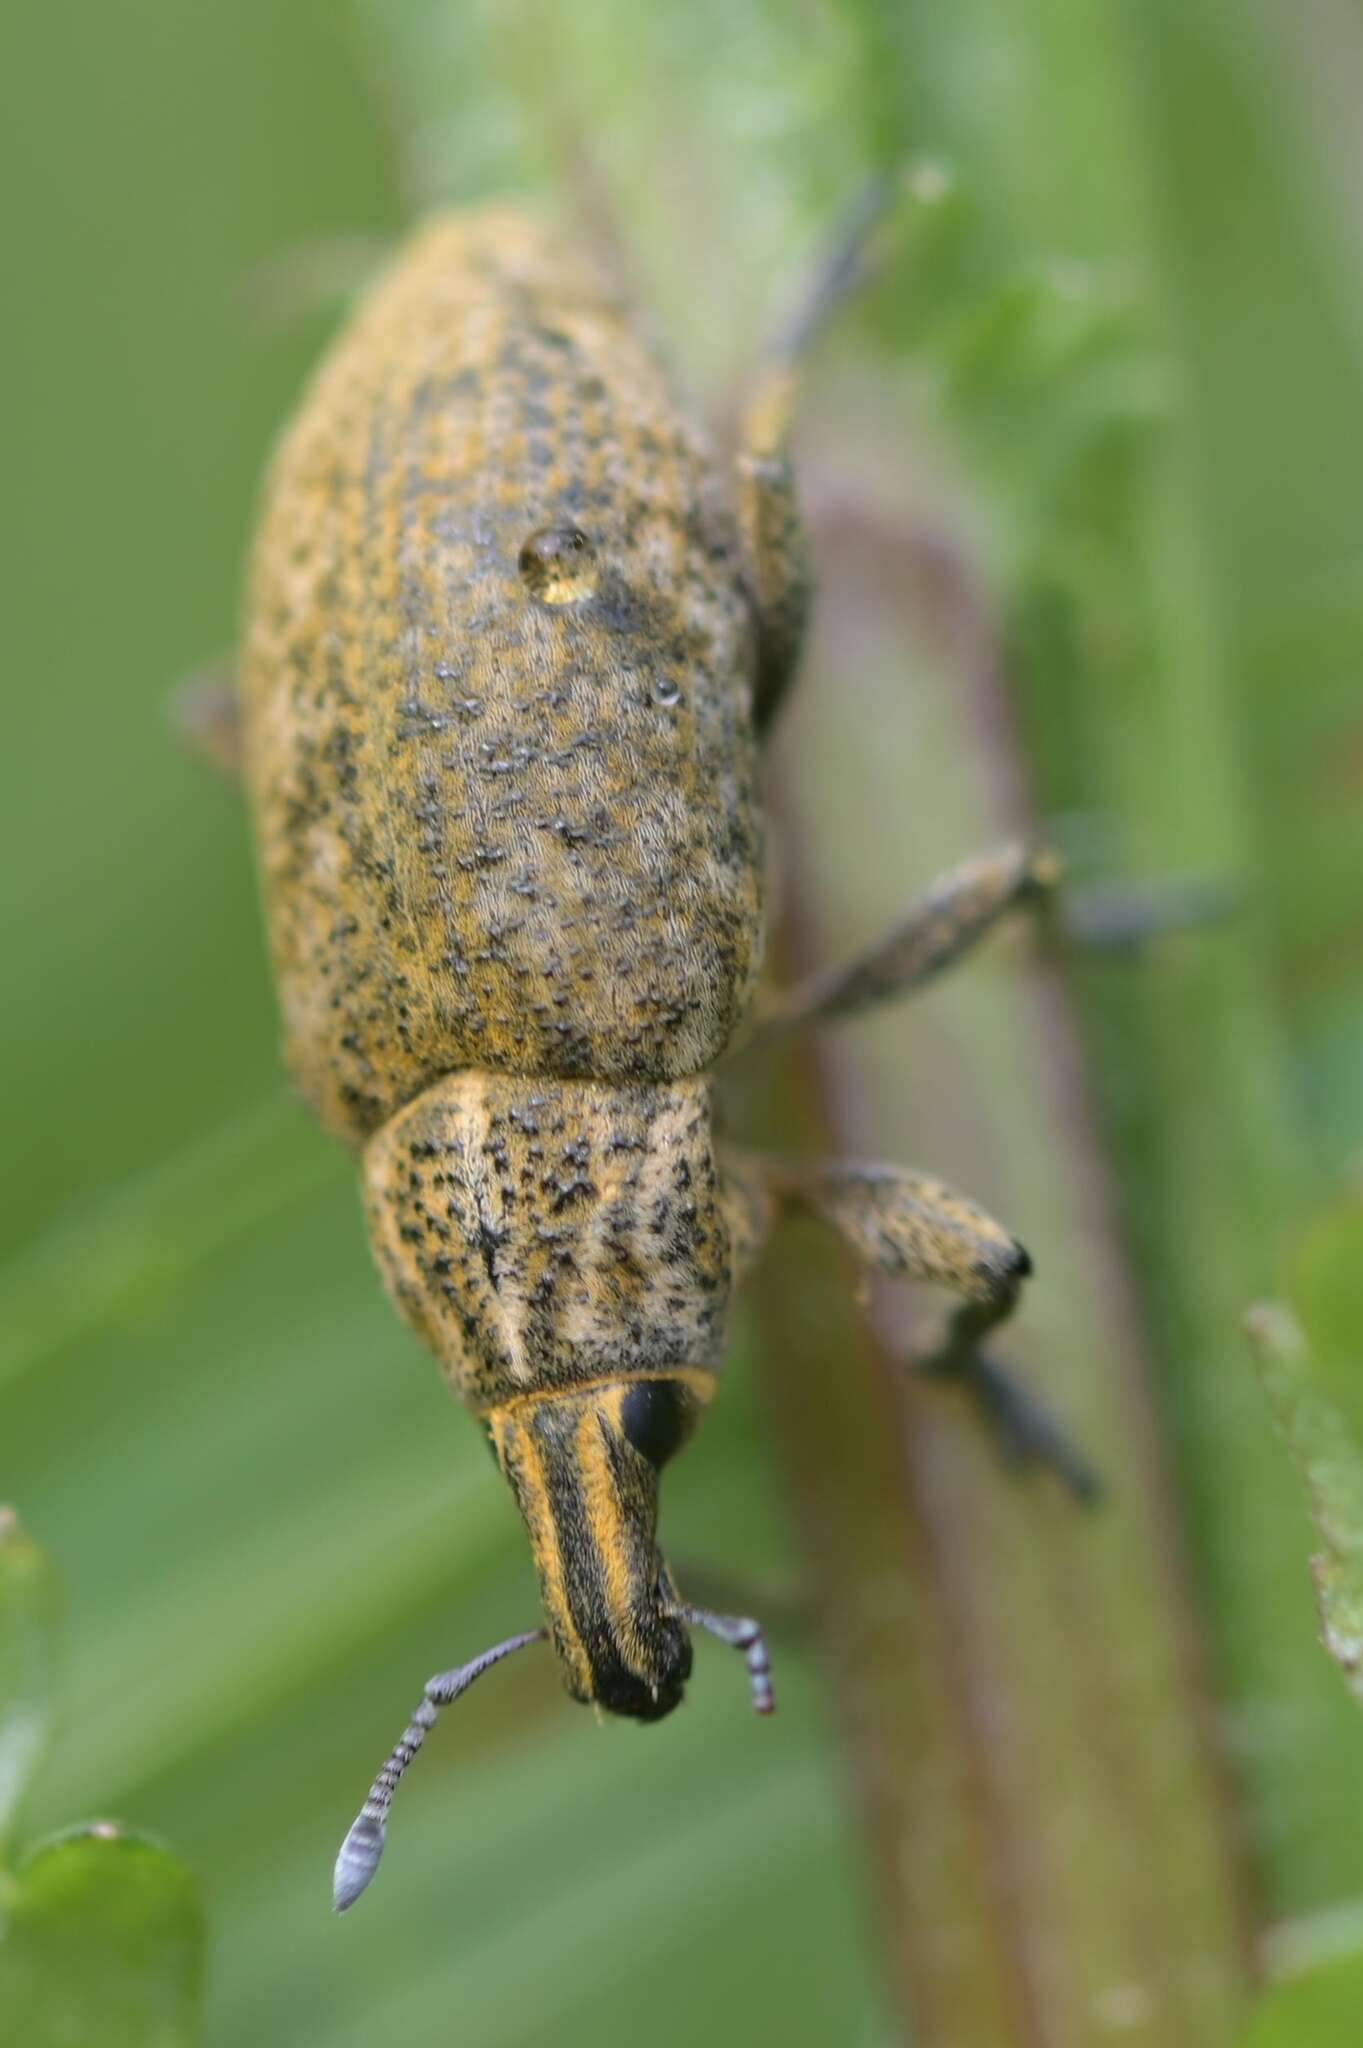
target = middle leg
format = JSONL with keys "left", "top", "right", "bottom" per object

{"left": 746, "top": 833, "right": 1232, "bottom": 1042}
{"left": 751, "top": 839, "right": 1061, "bottom": 1039}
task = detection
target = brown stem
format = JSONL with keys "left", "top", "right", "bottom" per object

{"left": 733, "top": 455, "right": 1255, "bottom": 2044}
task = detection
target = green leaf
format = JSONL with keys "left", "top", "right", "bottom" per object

{"left": 1239, "top": 1950, "right": 1363, "bottom": 2048}
{"left": 0, "top": 1509, "right": 59, "bottom": 1849}
{"left": 0, "top": 1098, "right": 331, "bottom": 1395}
{"left": 1286, "top": 1203, "right": 1363, "bottom": 1439}
{"left": 1248, "top": 1284, "right": 1363, "bottom": 1705}
{"left": 0, "top": 1825, "right": 203, "bottom": 2048}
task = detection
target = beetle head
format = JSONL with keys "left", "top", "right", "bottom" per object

{"left": 333, "top": 1371, "right": 773, "bottom": 1913}
{"left": 487, "top": 1376, "right": 710, "bottom": 1720}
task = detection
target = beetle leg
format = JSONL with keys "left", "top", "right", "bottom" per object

{"left": 759, "top": 1157, "right": 1099, "bottom": 1500}
{"left": 736, "top": 179, "right": 894, "bottom": 730}
{"left": 749, "top": 837, "right": 1236, "bottom": 1038}
{"left": 171, "top": 661, "right": 242, "bottom": 780}
{"left": 734, "top": 445, "right": 808, "bottom": 733}
{"left": 919, "top": 1309, "right": 1101, "bottom": 1502}
{"left": 718, "top": 1142, "right": 778, "bottom": 1284}
{"left": 753, "top": 839, "right": 1060, "bottom": 1037}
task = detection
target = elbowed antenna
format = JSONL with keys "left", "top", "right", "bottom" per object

{"left": 333, "top": 1628, "right": 546, "bottom": 1913}
{"left": 667, "top": 1600, "right": 776, "bottom": 1716}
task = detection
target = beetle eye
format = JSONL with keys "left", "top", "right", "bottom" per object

{"left": 618, "top": 1379, "right": 695, "bottom": 1469}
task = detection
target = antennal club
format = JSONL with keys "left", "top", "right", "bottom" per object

{"left": 333, "top": 1628, "right": 545, "bottom": 1913}
{"left": 668, "top": 1601, "right": 775, "bottom": 1715}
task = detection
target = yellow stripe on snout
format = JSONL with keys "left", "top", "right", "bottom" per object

{"left": 574, "top": 1396, "right": 643, "bottom": 1674}
{"left": 491, "top": 1408, "right": 593, "bottom": 1700}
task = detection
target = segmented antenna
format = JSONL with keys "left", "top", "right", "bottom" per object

{"left": 333, "top": 1628, "right": 545, "bottom": 1912}
{"left": 668, "top": 1601, "right": 775, "bottom": 1715}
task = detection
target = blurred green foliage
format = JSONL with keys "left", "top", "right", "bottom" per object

{"left": 0, "top": 1513, "right": 58, "bottom": 1851}
{"left": 1241, "top": 1952, "right": 1363, "bottom": 2048}
{"left": 3, "top": 0, "right": 1363, "bottom": 2042}
{"left": 0, "top": 1515, "right": 203, "bottom": 2047}
{"left": 1236, "top": 1209, "right": 1363, "bottom": 2042}
{"left": 1251, "top": 1208, "right": 1363, "bottom": 1714}
{"left": 2, "top": 1829, "right": 202, "bottom": 2048}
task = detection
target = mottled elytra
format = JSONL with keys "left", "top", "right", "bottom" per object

{"left": 214, "top": 189, "right": 1097, "bottom": 1912}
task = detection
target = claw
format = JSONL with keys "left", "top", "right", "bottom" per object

{"left": 967, "top": 1354, "right": 1103, "bottom": 1505}
{"left": 1060, "top": 875, "right": 1240, "bottom": 955}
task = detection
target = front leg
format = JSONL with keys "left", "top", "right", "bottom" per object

{"left": 727, "top": 1148, "right": 1098, "bottom": 1500}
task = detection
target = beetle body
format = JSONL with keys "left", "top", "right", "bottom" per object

{"left": 230, "top": 191, "right": 1079, "bottom": 1905}
{"left": 241, "top": 209, "right": 770, "bottom": 1716}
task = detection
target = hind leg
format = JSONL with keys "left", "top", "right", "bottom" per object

{"left": 736, "top": 181, "right": 894, "bottom": 730}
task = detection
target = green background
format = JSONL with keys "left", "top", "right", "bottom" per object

{"left": 3, "top": 2, "right": 1363, "bottom": 2043}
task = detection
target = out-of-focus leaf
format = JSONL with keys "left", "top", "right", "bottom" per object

{"left": 0, "top": 1509, "right": 59, "bottom": 1849}
{"left": 1248, "top": 1282, "right": 1363, "bottom": 1705}
{"left": 1286, "top": 1203, "right": 1363, "bottom": 1436}
{"left": 0, "top": 1825, "right": 203, "bottom": 2048}
{"left": 1239, "top": 1950, "right": 1363, "bottom": 2048}
{"left": 0, "top": 1100, "right": 331, "bottom": 1395}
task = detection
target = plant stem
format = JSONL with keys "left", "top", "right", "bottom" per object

{"left": 735, "top": 464, "right": 1255, "bottom": 2044}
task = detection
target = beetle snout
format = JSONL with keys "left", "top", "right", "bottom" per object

{"left": 488, "top": 1377, "right": 711, "bottom": 1720}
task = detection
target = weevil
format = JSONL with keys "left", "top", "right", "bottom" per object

{"left": 215, "top": 190, "right": 1100, "bottom": 1911}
